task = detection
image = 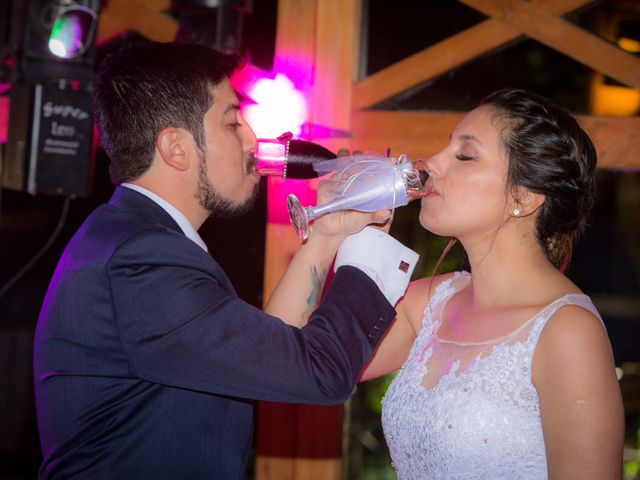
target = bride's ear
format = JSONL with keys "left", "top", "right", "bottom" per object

{"left": 511, "top": 187, "right": 545, "bottom": 217}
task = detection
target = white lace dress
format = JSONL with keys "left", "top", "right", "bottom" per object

{"left": 381, "top": 271, "right": 602, "bottom": 480}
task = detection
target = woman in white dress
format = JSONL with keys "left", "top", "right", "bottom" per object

{"left": 360, "top": 88, "right": 624, "bottom": 479}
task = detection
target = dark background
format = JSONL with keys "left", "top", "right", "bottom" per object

{"left": 1, "top": 1, "right": 638, "bottom": 478}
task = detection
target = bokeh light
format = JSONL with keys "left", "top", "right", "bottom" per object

{"left": 242, "top": 73, "right": 307, "bottom": 138}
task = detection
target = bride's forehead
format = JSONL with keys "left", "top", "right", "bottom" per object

{"left": 452, "top": 106, "right": 500, "bottom": 141}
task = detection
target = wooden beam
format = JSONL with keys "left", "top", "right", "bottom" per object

{"left": 271, "top": 0, "right": 318, "bottom": 94}
{"left": 351, "top": 111, "right": 640, "bottom": 170}
{"left": 263, "top": 0, "right": 362, "bottom": 299}
{"left": 353, "top": 0, "right": 593, "bottom": 110}
{"left": 258, "top": 2, "right": 361, "bottom": 479}
{"left": 351, "top": 111, "right": 460, "bottom": 160}
{"left": 98, "top": 0, "right": 176, "bottom": 42}
{"left": 577, "top": 115, "right": 640, "bottom": 170}
{"left": 255, "top": 457, "right": 341, "bottom": 480}
{"left": 310, "top": 0, "right": 361, "bottom": 149}
{"left": 129, "top": 0, "right": 171, "bottom": 10}
{"left": 461, "top": 0, "right": 640, "bottom": 89}
{"left": 263, "top": 0, "right": 320, "bottom": 302}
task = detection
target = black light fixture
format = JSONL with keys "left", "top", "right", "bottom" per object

{"left": 1, "top": 0, "right": 100, "bottom": 197}
{"left": 172, "top": 0, "right": 253, "bottom": 54}
{"left": 14, "top": 0, "right": 100, "bottom": 83}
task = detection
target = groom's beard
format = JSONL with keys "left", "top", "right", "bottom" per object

{"left": 195, "top": 151, "right": 259, "bottom": 219}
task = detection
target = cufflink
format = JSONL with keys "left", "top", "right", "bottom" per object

{"left": 398, "top": 260, "right": 410, "bottom": 273}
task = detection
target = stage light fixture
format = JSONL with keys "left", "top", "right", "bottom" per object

{"left": 48, "top": 4, "right": 98, "bottom": 59}
{"left": 1, "top": 0, "right": 100, "bottom": 197}
{"left": 8, "top": 0, "right": 102, "bottom": 83}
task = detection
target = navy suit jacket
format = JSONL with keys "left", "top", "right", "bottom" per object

{"left": 33, "top": 186, "right": 396, "bottom": 479}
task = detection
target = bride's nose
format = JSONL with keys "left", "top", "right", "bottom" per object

{"left": 426, "top": 147, "right": 450, "bottom": 178}
{"left": 423, "top": 157, "right": 437, "bottom": 179}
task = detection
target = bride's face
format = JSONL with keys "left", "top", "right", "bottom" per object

{"left": 419, "top": 105, "right": 511, "bottom": 240}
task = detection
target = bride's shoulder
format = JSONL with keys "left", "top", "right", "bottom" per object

{"left": 401, "top": 271, "right": 467, "bottom": 331}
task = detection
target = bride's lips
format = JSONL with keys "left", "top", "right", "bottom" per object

{"left": 422, "top": 182, "right": 439, "bottom": 197}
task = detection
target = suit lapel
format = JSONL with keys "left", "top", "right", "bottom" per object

{"left": 108, "top": 186, "right": 237, "bottom": 295}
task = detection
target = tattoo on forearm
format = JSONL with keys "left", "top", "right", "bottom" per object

{"left": 302, "top": 265, "right": 326, "bottom": 321}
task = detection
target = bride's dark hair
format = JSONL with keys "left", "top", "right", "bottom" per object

{"left": 432, "top": 88, "right": 597, "bottom": 276}
{"left": 481, "top": 88, "right": 597, "bottom": 271}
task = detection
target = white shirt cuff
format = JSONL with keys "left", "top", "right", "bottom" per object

{"left": 334, "top": 227, "right": 419, "bottom": 306}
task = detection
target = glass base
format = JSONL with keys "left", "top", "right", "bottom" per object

{"left": 287, "top": 194, "right": 311, "bottom": 240}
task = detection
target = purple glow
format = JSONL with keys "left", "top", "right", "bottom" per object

{"left": 266, "top": 177, "right": 319, "bottom": 224}
{"left": 0, "top": 94, "right": 8, "bottom": 144}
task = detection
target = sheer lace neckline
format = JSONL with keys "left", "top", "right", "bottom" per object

{"left": 432, "top": 273, "right": 589, "bottom": 347}
{"left": 381, "top": 271, "right": 601, "bottom": 479}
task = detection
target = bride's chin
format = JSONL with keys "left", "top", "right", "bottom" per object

{"left": 419, "top": 215, "right": 449, "bottom": 237}
{"left": 419, "top": 212, "right": 434, "bottom": 229}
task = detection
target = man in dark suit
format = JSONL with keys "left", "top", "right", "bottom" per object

{"left": 33, "top": 41, "right": 417, "bottom": 479}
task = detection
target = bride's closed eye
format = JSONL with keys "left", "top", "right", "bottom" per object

{"left": 455, "top": 153, "right": 474, "bottom": 161}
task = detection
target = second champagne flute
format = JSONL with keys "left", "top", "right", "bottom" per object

{"left": 286, "top": 154, "right": 429, "bottom": 240}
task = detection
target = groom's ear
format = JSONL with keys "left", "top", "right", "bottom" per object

{"left": 156, "top": 127, "right": 190, "bottom": 172}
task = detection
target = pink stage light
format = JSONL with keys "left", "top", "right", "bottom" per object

{"left": 0, "top": 93, "right": 9, "bottom": 144}
{"left": 266, "top": 176, "right": 320, "bottom": 225}
{"left": 232, "top": 67, "right": 315, "bottom": 224}
{"left": 241, "top": 73, "right": 308, "bottom": 139}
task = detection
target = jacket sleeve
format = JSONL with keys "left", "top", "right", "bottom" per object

{"left": 108, "top": 228, "right": 396, "bottom": 404}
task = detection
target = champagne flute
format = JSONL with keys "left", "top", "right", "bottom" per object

{"left": 254, "top": 132, "right": 336, "bottom": 179}
{"left": 286, "top": 154, "right": 429, "bottom": 240}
